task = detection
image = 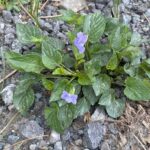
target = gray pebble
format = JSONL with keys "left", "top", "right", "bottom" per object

{"left": 145, "top": 9, "right": 150, "bottom": 17}
{"left": 122, "top": 14, "right": 132, "bottom": 24}
{"left": 5, "top": 27, "right": 16, "bottom": 34}
{"left": 0, "top": 143, "right": 4, "bottom": 150}
{"left": 20, "top": 120, "right": 44, "bottom": 138}
{"left": 4, "top": 33, "right": 15, "bottom": 45}
{"left": 83, "top": 122, "right": 105, "bottom": 149}
{"left": 29, "top": 144, "right": 37, "bottom": 150}
{"left": 2, "top": 10, "right": 13, "bottom": 23}
{"left": 7, "top": 135, "right": 19, "bottom": 144}
{"left": 62, "top": 130, "right": 71, "bottom": 141}
{"left": 11, "top": 39, "right": 22, "bottom": 53}
{"left": 43, "top": 23, "right": 53, "bottom": 32}
{"left": 122, "top": 0, "right": 130, "bottom": 5}
{"left": 54, "top": 141, "right": 63, "bottom": 150}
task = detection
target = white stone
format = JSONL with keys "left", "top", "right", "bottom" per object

{"left": 61, "top": 0, "right": 87, "bottom": 12}
{"left": 91, "top": 107, "right": 106, "bottom": 122}
{"left": 49, "top": 130, "right": 60, "bottom": 144}
{"left": 1, "top": 84, "right": 16, "bottom": 105}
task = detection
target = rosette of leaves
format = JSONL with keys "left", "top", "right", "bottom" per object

{"left": 5, "top": 10, "right": 150, "bottom": 133}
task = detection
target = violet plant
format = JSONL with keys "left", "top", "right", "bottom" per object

{"left": 5, "top": 10, "right": 150, "bottom": 133}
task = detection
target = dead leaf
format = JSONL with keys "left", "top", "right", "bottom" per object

{"left": 119, "top": 133, "right": 127, "bottom": 146}
{"left": 84, "top": 112, "right": 91, "bottom": 123}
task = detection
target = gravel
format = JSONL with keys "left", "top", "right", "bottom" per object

{"left": 83, "top": 122, "right": 105, "bottom": 149}
{"left": 20, "top": 120, "right": 44, "bottom": 138}
{"left": 54, "top": 141, "right": 63, "bottom": 150}
{"left": 0, "top": 0, "right": 150, "bottom": 149}
{"left": 7, "top": 135, "right": 19, "bottom": 144}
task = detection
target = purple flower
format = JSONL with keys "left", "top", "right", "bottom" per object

{"left": 74, "top": 32, "right": 88, "bottom": 53}
{"left": 61, "top": 91, "right": 78, "bottom": 105}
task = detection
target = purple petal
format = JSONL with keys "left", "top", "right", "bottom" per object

{"left": 61, "top": 91, "right": 69, "bottom": 100}
{"left": 61, "top": 90, "right": 78, "bottom": 105}
{"left": 74, "top": 32, "right": 88, "bottom": 54}
{"left": 78, "top": 45, "right": 85, "bottom": 53}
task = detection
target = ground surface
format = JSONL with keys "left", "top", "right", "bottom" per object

{"left": 0, "top": 0, "right": 150, "bottom": 150}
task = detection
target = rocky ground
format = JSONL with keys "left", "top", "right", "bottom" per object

{"left": 0, "top": 0, "right": 150, "bottom": 150}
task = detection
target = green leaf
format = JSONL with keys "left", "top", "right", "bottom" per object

{"left": 50, "top": 79, "right": 69, "bottom": 102}
{"left": 109, "top": 25, "right": 129, "bottom": 51}
{"left": 58, "top": 104, "right": 75, "bottom": 130}
{"left": 106, "top": 99, "right": 125, "bottom": 118}
{"left": 62, "top": 53, "right": 75, "bottom": 68}
{"left": 58, "top": 9, "right": 79, "bottom": 24}
{"left": 84, "top": 13, "right": 106, "bottom": 43}
{"left": 92, "top": 74, "right": 111, "bottom": 96}
{"left": 73, "top": 46, "right": 85, "bottom": 61}
{"left": 106, "top": 52, "right": 118, "bottom": 70}
{"left": 124, "top": 77, "right": 150, "bottom": 101}
{"left": 45, "top": 103, "right": 75, "bottom": 133}
{"left": 109, "top": 27, "right": 122, "bottom": 51}
{"left": 140, "top": 59, "right": 150, "bottom": 78}
{"left": 16, "top": 23, "right": 43, "bottom": 44}
{"left": 13, "top": 79, "right": 34, "bottom": 114}
{"left": 52, "top": 67, "right": 72, "bottom": 76}
{"left": 5, "top": 51, "right": 45, "bottom": 74}
{"left": 130, "top": 32, "right": 141, "bottom": 46}
{"left": 74, "top": 97, "right": 90, "bottom": 118}
{"left": 119, "top": 46, "right": 142, "bottom": 61}
{"left": 42, "top": 40, "right": 62, "bottom": 69}
{"left": 44, "top": 104, "right": 64, "bottom": 133}
{"left": 77, "top": 72, "right": 91, "bottom": 85}
{"left": 45, "top": 36, "right": 65, "bottom": 51}
{"left": 84, "top": 59, "right": 101, "bottom": 80}
{"left": 42, "top": 78, "right": 54, "bottom": 90}
{"left": 99, "top": 89, "right": 115, "bottom": 106}
{"left": 92, "top": 51, "right": 112, "bottom": 67}
{"left": 82, "top": 86, "right": 99, "bottom": 105}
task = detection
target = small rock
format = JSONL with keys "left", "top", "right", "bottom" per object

{"left": 84, "top": 122, "right": 105, "bottom": 149}
{"left": 0, "top": 143, "right": 4, "bottom": 150}
{"left": 122, "top": 0, "right": 130, "bottom": 5}
{"left": 43, "top": 22, "right": 53, "bottom": 32}
{"left": 0, "top": 22, "right": 5, "bottom": 30}
{"left": 2, "top": 10, "right": 12, "bottom": 23}
{"left": 1, "top": 84, "right": 16, "bottom": 105}
{"left": 49, "top": 130, "right": 60, "bottom": 144}
{"left": 4, "top": 33, "right": 15, "bottom": 45}
{"left": 35, "top": 93, "right": 42, "bottom": 101}
{"left": 91, "top": 107, "right": 106, "bottom": 122}
{"left": 20, "top": 120, "right": 44, "bottom": 138}
{"left": 38, "top": 140, "right": 48, "bottom": 149}
{"left": 3, "top": 144, "right": 12, "bottom": 150}
{"left": 61, "top": 0, "right": 87, "bottom": 12}
{"left": 29, "top": 144, "right": 37, "bottom": 150}
{"left": 100, "top": 142, "right": 110, "bottom": 150}
{"left": 11, "top": 39, "right": 22, "bottom": 53}
{"left": 75, "top": 139, "right": 82, "bottom": 146}
{"left": 5, "top": 26, "right": 15, "bottom": 34}
{"left": 145, "top": 9, "right": 150, "bottom": 17}
{"left": 122, "top": 14, "right": 132, "bottom": 24}
{"left": 7, "top": 135, "right": 19, "bottom": 144}
{"left": 108, "top": 123, "right": 119, "bottom": 134}
{"left": 62, "top": 130, "right": 71, "bottom": 141}
{"left": 54, "top": 141, "right": 63, "bottom": 150}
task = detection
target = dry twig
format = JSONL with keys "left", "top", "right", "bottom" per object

{"left": 39, "top": 14, "right": 62, "bottom": 19}
{"left": 133, "top": 133, "right": 147, "bottom": 150}
{"left": 0, "top": 70, "right": 17, "bottom": 84}
{"left": 40, "top": 0, "right": 49, "bottom": 11}
{"left": 0, "top": 112, "right": 19, "bottom": 134}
